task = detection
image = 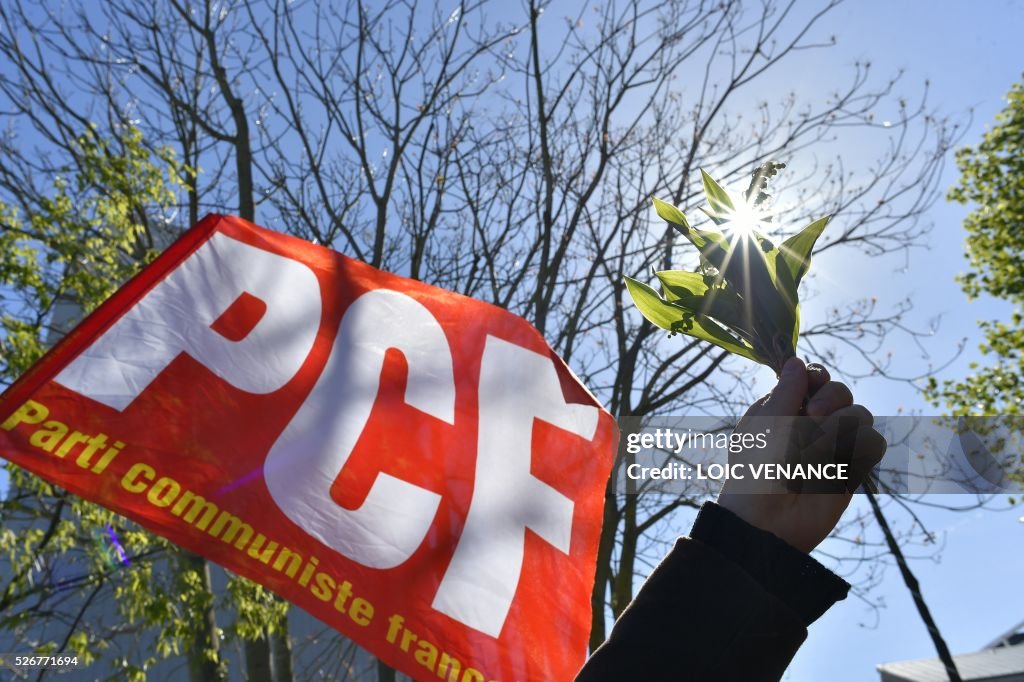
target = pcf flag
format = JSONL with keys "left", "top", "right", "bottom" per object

{"left": 0, "top": 214, "right": 619, "bottom": 681}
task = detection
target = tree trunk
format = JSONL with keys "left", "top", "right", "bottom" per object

{"left": 589, "top": 484, "right": 619, "bottom": 651}
{"left": 181, "top": 552, "right": 226, "bottom": 682}
{"left": 245, "top": 634, "right": 274, "bottom": 682}
{"left": 271, "top": 625, "right": 294, "bottom": 682}
{"left": 610, "top": 495, "right": 638, "bottom": 618}
{"left": 198, "top": 0, "right": 255, "bottom": 223}
{"left": 376, "top": 658, "right": 397, "bottom": 682}
{"left": 867, "top": 492, "right": 963, "bottom": 682}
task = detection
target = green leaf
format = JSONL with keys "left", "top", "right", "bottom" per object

{"left": 773, "top": 251, "right": 800, "bottom": 339}
{"left": 637, "top": 169, "right": 833, "bottom": 375}
{"left": 654, "top": 269, "right": 709, "bottom": 303}
{"left": 651, "top": 196, "right": 731, "bottom": 267}
{"left": 698, "top": 206, "right": 729, "bottom": 226}
{"left": 652, "top": 197, "right": 689, "bottom": 232}
{"left": 624, "top": 276, "right": 760, "bottom": 362}
{"left": 655, "top": 270, "right": 753, "bottom": 339}
{"left": 690, "top": 228, "right": 732, "bottom": 269}
{"left": 791, "top": 303, "right": 802, "bottom": 351}
{"left": 715, "top": 233, "right": 798, "bottom": 366}
{"left": 767, "top": 217, "right": 829, "bottom": 354}
{"left": 625, "top": 275, "right": 687, "bottom": 329}
{"left": 700, "top": 169, "right": 736, "bottom": 217}
{"left": 778, "top": 215, "right": 830, "bottom": 289}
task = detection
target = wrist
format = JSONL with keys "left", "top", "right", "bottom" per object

{"left": 716, "top": 492, "right": 813, "bottom": 554}
{"left": 691, "top": 501, "right": 850, "bottom": 625}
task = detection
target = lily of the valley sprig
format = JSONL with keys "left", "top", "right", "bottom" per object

{"left": 625, "top": 163, "right": 830, "bottom": 376}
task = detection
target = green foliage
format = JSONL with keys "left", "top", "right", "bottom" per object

{"left": 0, "top": 126, "right": 226, "bottom": 678}
{"left": 626, "top": 164, "right": 830, "bottom": 374}
{"left": 0, "top": 124, "right": 179, "bottom": 379}
{"left": 226, "top": 576, "right": 290, "bottom": 640}
{"left": 0, "top": 124, "right": 289, "bottom": 679}
{"left": 925, "top": 78, "right": 1024, "bottom": 416}
{"left": 0, "top": 125, "right": 194, "bottom": 673}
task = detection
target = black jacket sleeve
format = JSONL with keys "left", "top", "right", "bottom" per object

{"left": 575, "top": 502, "right": 849, "bottom": 682}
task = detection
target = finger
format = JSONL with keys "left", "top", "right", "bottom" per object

{"left": 806, "top": 363, "right": 831, "bottom": 395}
{"left": 795, "top": 419, "right": 849, "bottom": 494}
{"left": 806, "top": 380, "right": 854, "bottom": 417}
{"left": 831, "top": 404, "right": 874, "bottom": 428}
{"left": 847, "top": 426, "right": 887, "bottom": 493}
{"left": 761, "top": 357, "right": 808, "bottom": 417}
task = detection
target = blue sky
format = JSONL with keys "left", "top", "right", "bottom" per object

{"left": 769, "top": 1, "right": 1024, "bottom": 679}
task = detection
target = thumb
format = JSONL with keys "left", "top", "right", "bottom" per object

{"left": 762, "top": 357, "right": 808, "bottom": 416}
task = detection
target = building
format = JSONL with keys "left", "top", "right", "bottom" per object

{"left": 878, "top": 621, "right": 1024, "bottom": 682}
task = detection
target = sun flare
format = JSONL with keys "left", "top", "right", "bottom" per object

{"left": 723, "top": 200, "right": 771, "bottom": 239}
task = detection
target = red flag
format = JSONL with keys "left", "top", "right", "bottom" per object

{"left": 0, "top": 215, "right": 618, "bottom": 681}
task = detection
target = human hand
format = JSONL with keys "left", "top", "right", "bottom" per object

{"left": 716, "top": 357, "right": 886, "bottom": 553}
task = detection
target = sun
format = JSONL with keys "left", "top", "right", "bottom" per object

{"left": 723, "top": 200, "right": 771, "bottom": 239}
